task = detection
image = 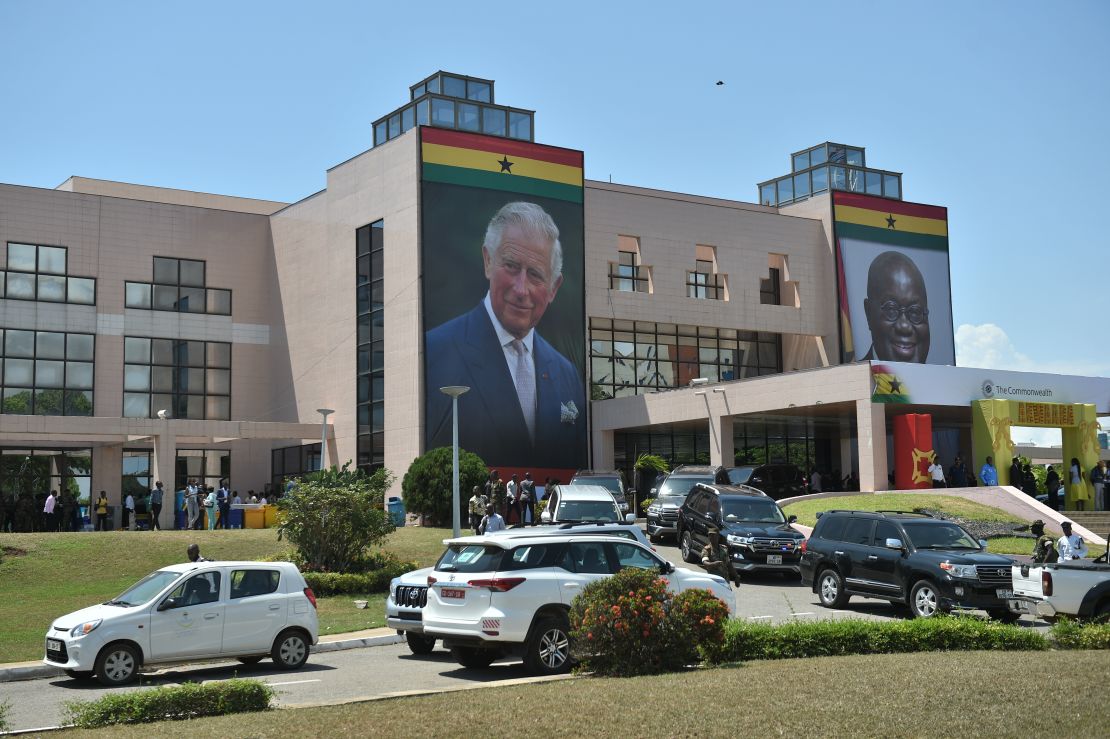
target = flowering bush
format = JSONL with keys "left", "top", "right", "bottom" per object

{"left": 670, "top": 587, "right": 730, "bottom": 664}
{"left": 569, "top": 568, "right": 729, "bottom": 677}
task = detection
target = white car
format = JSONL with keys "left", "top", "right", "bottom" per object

{"left": 44, "top": 561, "right": 319, "bottom": 685}
{"left": 421, "top": 533, "right": 734, "bottom": 674}
{"left": 386, "top": 522, "right": 654, "bottom": 654}
{"left": 540, "top": 484, "right": 636, "bottom": 525}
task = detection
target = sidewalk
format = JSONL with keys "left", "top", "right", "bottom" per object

{"left": 0, "top": 627, "right": 403, "bottom": 683}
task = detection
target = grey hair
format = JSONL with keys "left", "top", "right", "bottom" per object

{"left": 482, "top": 201, "right": 563, "bottom": 284}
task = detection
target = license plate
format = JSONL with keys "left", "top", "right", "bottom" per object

{"left": 767, "top": 555, "right": 782, "bottom": 565}
{"left": 996, "top": 588, "right": 1013, "bottom": 599}
{"left": 47, "top": 638, "right": 62, "bottom": 651}
{"left": 441, "top": 588, "right": 465, "bottom": 600}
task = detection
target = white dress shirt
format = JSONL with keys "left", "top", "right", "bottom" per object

{"left": 483, "top": 293, "right": 534, "bottom": 389}
{"left": 1057, "top": 534, "right": 1088, "bottom": 560}
{"left": 929, "top": 463, "right": 945, "bottom": 482}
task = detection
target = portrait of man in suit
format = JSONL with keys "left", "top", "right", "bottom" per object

{"left": 862, "top": 250, "right": 931, "bottom": 363}
{"left": 424, "top": 201, "right": 585, "bottom": 469}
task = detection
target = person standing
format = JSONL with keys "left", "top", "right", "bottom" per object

{"left": 928, "top": 459, "right": 946, "bottom": 488}
{"left": 468, "top": 486, "right": 487, "bottom": 535}
{"left": 480, "top": 503, "right": 506, "bottom": 534}
{"left": 149, "top": 481, "right": 165, "bottom": 531}
{"left": 42, "top": 490, "right": 58, "bottom": 532}
{"left": 1022, "top": 464, "right": 1038, "bottom": 498}
{"left": 810, "top": 468, "right": 823, "bottom": 493}
{"left": 203, "top": 487, "right": 218, "bottom": 531}
{"left": 1008, "top": 458, "right": 1023, "bottom": 489}
{"left": 1045, "top": 465, "right": 1061, "bottom": 511}
{"left": 979, "top": 456, "right": 998, "bottom": 486}
{"left": 123, "top": 491, "right": 135, "bottom": 531}
{"left": 1057, "top": 521, "right": 1088, "bottom": 560}
{"left": 520, "top": 472, "right": 536, "bottom": 526}
{"left": 215, "top": 481, "right": 230, "bottom": 529}
{"left": 506, "top": 474, "right": 520, "bottom": 524}
{"left": 185, "top": 479, "right": 201, "bottom": 530}
{"left": 1090, "top": 461, "right": 1106, "bottom": 512}
{"left": 949, "top": 456, "right": 968, "bottom": 488}
{"left": 95, "top": 491, "right": 109, "bottom": 531}
{"left": 1069, "top": 458, "right": 1088, "bottom": 511}
{"left": 1029, "top": 520, "right": 1059, "bottom": 564}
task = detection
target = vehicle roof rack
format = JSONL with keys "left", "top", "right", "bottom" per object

{"left": 874, "top": 510, "right": 934, "bottom": 517}
{"left": 556, "top": 521, "right": 629, "bottom": 529}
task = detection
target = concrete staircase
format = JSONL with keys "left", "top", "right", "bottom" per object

{"left": 1064, "top": 511, "right": 1110, "bottom": 540}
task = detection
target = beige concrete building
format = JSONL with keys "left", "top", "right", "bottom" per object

{"left": 2, "top": 72, "right": 1106, "bottom": 531}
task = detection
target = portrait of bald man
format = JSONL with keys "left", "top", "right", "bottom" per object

{"left": 862, "top": 250, "right": 931, "bottom": 363}
{"left": 424, "top": 201, "right": 585, "bottom": 469}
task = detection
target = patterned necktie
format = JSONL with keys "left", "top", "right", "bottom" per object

{"left": 509, "top": 339, "right": 536, "bottom": 441}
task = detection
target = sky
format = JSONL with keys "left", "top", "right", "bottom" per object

{"left": 1, "top": 1, "right": 1107, "bottom": 445}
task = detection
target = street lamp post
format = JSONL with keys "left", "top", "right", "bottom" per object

{"left": 316, "top": 408, "right": 334, "bottom": 471}
{"left": 439, "top": 386, "right": 470, "bottom": 538}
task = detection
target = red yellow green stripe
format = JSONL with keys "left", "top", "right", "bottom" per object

{"left": 422, "top": 142, "right": 582, "bottom": 187}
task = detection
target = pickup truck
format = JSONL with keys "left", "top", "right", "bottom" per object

{"left": 1007, "top": 556, "right": 1110, "bottom": 621}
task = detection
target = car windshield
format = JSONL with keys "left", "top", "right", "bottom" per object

{"left": 436, "top": 544, "right": 504, "bottom": 573}
{"left": 108, "top": 570, "right": 181, "bottom": 607}
{"left": 722, "top": 499, "right": 786, "bottom": 523}
{"left": 901, "top": 522, "right": 980, "bottom": 550}
{"left": 728, "top": 467, "right": 756, "bottom": 484}
{"left": 574, "top": 476, "right": 622, "bottom": 496}
{"left": 556, "top": 500, "right": 620, "bottom": 522}
{"left": 656, "top": 494, "right": 686, "bottom": 507}
{"left": 658, "top": 476, "right": 712, "bottom": 497}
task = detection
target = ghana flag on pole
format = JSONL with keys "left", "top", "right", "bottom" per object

{"left": 421, "top": 128, "right": 584, "bottom": 204}
{"left": 833, "top": 191, "right": 948, "bottom": 252}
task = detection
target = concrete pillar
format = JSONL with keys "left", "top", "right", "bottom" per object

{"left": 592, "top": 429, "right": 615, "bottom": 470}
{"left": 91, "top": 445, "right": 122, "bottom": 529}
{"left": 152, "top": 425, "right": 177, "bottom": 530}
{"left": 856, "top": 399, "right": 888, "bottom": 492}
{"left": 711, "top": 416, "right": 734, "bottom": 467}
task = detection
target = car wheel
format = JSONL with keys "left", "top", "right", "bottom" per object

{"left": 237, "top": 656, "right": 264, "bottom": 665}
{"left": 680, "top": 531, "right": 698, "bottom": 564}
{"left": 909, "top": 580, "right": 946, "bottom": 618}
{"left": 989, "top": 609, "right": 1020, "bottom": 624}
{"left": 405, "top": 631, "right": 436, "bottom": 655}
{"left": 523, "top": 615, "right": 572, "bottom": 675}
{"left": 94, "top": 643, "right": 139, "bottom": 686}
{"left": 817, "top": 569, "right": 849, "bottom": 608}
{"left": 64, "top": 669, "right": 94, "bottom": 679}
{"left": 451, "top": 646, "right": 497, "bottom": 669}
{"left": 271, "top": 629, "right": 310, "bottom": 669}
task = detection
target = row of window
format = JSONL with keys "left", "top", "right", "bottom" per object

{"left": 589, "top": 318, "right": 783, "bottom": 399}
{"left": 123, "top": 448, "right": 231, "bottom": 500}
{"left": 123, "top": 337, "right": 231, "bottom": 420}
{"left": 374, "top": 96, "right": 533, "bottom": 147}
{"left": 1, "top": 329, "right": 95, "bottom": 416}
{"left": 760, "top": 165, "right": 901, "bottom": 207}
{"left": 611, "top": 251, "right": 783, "bottom": 306}
{"left": 357, "top": 221, "right": 385, "bottom": 472}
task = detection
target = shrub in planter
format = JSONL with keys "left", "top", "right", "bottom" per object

{"left": 64, "top": 679, "right": 273, "bottom": 728}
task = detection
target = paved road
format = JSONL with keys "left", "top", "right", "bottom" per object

{"left": 5, "top": 533, "right": 1048, "bottom": 732}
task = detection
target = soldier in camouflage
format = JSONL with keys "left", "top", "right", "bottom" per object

{"left": 700, "top": 527, "right": 740, "bottom": 586}
{"left": 1030, "top": 519, "right": 1058, "bottom": 564}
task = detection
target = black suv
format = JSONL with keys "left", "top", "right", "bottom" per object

{"left": 726, "top": 464, "right": 805, "bottom": 500}
{"left": 799, "top": 510, "right": 1017, "bottom": 619}
{"left": 645, "top": 465, "right": 724, "bottom": 543}
{"left": 676, "top": 483, "right": 805, "bottom": 576}
{"left": 568, "top": 470, "right": 629, "bottom": 513}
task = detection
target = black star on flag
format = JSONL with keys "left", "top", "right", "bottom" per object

{"left": 498, "top": 156, "right": 513, "bottom": 173}
{"left": 889, "top": 378, "right": 902, "bottom": 393}
{"left": 886, "top": 214, "right": 897, "bottom": 229}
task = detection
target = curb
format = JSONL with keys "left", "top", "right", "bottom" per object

{"left": 0, "top": 632, "right": 405, "bottom": 684}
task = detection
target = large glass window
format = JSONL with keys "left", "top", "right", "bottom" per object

{"left": 174, "top": 449, "right": 230, "bottom": 495}
{"left": 687, "top": 255, "right": 724, "bottom": 300}
{"left": 508, "top": 111, "right": 531, "bottom": 140}
{"left": 0, "top": 329, "right": 94, "bottom": 416}
{"left": 0, "top": 448, "right": 92, "bottom": 530}
{"left": 123, "top": 337, "right": 230, "bottom": 420}
{"left": 482, "top": 107, "right": 506, "bottom": 136}
{"left": 792, "top": 151, "right": 810, "bottom": 172}
{"left": 4, "top": 243, "right": 96, "bottom": 305}
{"left": 760, "top": 268, "right": 781, "bottom": 305}
{"left": 271, "top": 442, "right": 321, "bottom": 494}
{"left": 760, "top": 183, "right": 776, "bottom": 207}
{"left": 126, "top": 257, "right": 231, "bottom": 316}
{"left": 811, "top": 166, "right": 829, "bottom": 193}
{"left": 431, "top": 97, "right": 455, "bottom": 127}
{"left": 883, "top": 174, "right": 901, "bottom": 199}
{"left": 356, "top": 220, "right": 384, "bottom": 472}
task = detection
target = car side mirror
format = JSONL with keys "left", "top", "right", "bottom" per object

{"left": 978, "top": 539, "right": 988, "bottom": 549}
{"left": 157, "top": 597, "right": 176, "bottom": 611}
{"left": 787, "top": 515, "right": 798, "bottom": 524}
{"left": 540, "top": 511, "right": 551, "bottom": 524}
{"left": 885, "top": 538, "right": 904, "bottom": 550}
{"left": 624, "top": 513, "right": 636, "bottom": 524}
{"left": 660, "top": 561, "right": 675, "bottom": 574}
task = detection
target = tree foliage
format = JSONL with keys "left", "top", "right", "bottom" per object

{"left": 401, "top": 447, "right": 488, "bottom": 524}
{"left": 275, "top": 463, "right": 395, "bottom": 572}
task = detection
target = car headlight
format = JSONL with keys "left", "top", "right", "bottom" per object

{"left": 647, "top": 505, "right": 661, "bottom": 514}
{"left": 71, "top": 619, "right": 102, "bottom": 637}
{"left": 389, "top": 578, "right": 399, "bottom": 600}
{"left": 727, "top": 535, "right": 753, "bottom": 545}
{"left": 939, "top": 562, "right": 978, "bottom": 579}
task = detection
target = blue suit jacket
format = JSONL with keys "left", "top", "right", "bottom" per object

{"left": 425, "top": 304, "right": 586, "bottom": 470}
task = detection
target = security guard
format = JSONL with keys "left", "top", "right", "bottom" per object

{"left": 1030, "top": 519, "right": 1058, "bottom": 564}
{"left": 700, "top": 527, "right": 740, "bottom": 586}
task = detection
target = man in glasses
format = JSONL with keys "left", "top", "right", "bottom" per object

{"left": 862, "top": 251, "right": 931, "bottom": 363}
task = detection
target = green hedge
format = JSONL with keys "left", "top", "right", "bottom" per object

{"left": 711, "top": 616, "right": 1048, "bottom": 663}
{"left": 64, "top": 679, "right": 273, "bottom": 728}
{"left": 1050, "top": 619, "right": 1110, "bottom": 650}
{"left": 303, "top": 557, "right": 416, "bottom": 596}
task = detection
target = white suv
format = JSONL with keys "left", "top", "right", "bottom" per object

{"left": 540, "top": 484, "right": 635, "bottom": 524}
{"left": 44, "top": 561, "right": 318, "bottom": 685}
{"left": 386, "top": 522, "right": 653, "bottom": 654}
{"left": 421, "top": 533, "right": 734, "bottom": 674}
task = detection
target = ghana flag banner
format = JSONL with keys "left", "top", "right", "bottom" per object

{"left": 832, "top": 191, "right": 954, "bottom": 366}
{"left": 420, "top": 127, "right": 587, "bottom": 476}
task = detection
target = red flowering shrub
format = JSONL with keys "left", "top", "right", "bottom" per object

{"left": 568, "top": 568, "right": 729, "bottom": 676}
{"left": 670, "top": 588, "right": 730, "bottom": 664}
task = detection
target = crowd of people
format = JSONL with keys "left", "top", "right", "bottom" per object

{"left": 468, "top": 470, "right": 560, "bottom": 534}
{"left": 1029, "top": 518, "right": 1090, "bottom": 563}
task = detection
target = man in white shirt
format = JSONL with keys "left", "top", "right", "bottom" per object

{"left": 43, "top": 490, "right": 58, "bottom": 531}
{"left": 928, "top": 460, "right": 946, "bottom": 488}
{"left": 480, "top": 504, "right": 506, "bottom": 534}
{"left": 1057, "top": 521, "right": 1088, "bottom": 560}
{"left": 505, "top": 474, "right": 520, "bottom": 523}
{"left": 810, "top": 470, "right": 823, "bottom": 493}
{"left": 124, "top": 492, "right": 135, "bottom": 531}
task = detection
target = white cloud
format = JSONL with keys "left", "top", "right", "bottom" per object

{"left": 955, "top": 323, "right": 1110, "bottom": 378}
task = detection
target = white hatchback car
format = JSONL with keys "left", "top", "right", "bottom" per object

{"left": 44, "top": 561, "right": 319, "bottom": 685}
{"left": 421, "top": 533, "right": 734, "bottom": 674}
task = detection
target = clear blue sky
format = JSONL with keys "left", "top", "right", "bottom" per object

{"left": 2, "top": 0, "right": 1107, "bottom": 382}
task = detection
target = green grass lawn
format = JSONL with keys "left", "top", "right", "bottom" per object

{"left": 0, "top": 526, "right": 449, "bottom": 663}
{"left": 783, "top": 493, "right": 1026, "bottom": 527}
{"left": 57, "top": 649, "right": 1108, "bottom": 737}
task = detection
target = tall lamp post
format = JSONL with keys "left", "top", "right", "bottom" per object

{"left": 439, "top": 386, "right": 470, "bottom": 538}
{"left": 316, "top": 408, "right": 334, "bottom": 471}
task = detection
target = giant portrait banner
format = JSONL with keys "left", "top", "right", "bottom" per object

{"left": 833, "top": 191, "right": 955, "bottom": 366}
{"left": 420, "top": 127, "right": 586, "bottom": 472}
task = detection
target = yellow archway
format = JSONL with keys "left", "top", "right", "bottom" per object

{"left": 971, "top": 399, "right": 1098, "bottom": 510}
